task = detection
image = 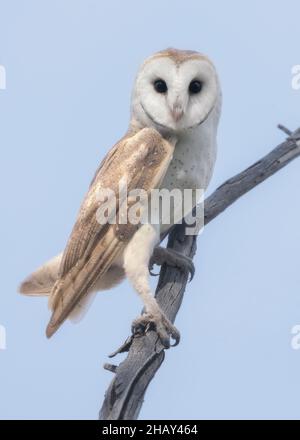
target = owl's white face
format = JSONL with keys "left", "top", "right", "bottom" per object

{"left": 131, "top": 51, "right": 220, "bottom": 134}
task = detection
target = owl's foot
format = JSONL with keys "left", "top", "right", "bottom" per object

{"left": 132, "top": 310, "right": 180, "bottom": 348}
{"left": 149, "top": 246, "right": 195, "bottom": 281}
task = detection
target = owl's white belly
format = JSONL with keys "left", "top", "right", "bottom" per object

{"left": 158, "top": 125, "right": 217, "bottom": 232}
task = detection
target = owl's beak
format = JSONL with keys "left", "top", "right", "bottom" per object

{"left": 171, "top": 104, "right": 184, "bottom": 122}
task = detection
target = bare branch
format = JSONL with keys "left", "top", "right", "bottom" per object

{"left": 99, "top": 126, "right": 300, "bottom": 420}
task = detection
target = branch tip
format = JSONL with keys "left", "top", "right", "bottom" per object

{"left": 278, "top": 124, "right": 292, "bottom": 136}
{"left": 103, "top": 363, "right": 118, "bottom": 373}
{"left": 108, "top": 335, "right": 134, "bottom": 358}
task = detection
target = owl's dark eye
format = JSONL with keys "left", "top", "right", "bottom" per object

{"left": 153, "top": 79, "right": 168, "bottom": 94}
{"left": 189, "top": 80, "right": 203, "bottom": 94}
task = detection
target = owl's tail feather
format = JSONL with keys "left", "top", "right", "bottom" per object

{"left": 19, "top": 253, "right": 62, "bottom": 296}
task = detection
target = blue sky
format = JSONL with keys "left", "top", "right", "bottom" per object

{"left": 0, "top": 0, "right": 300, "bottom": 419}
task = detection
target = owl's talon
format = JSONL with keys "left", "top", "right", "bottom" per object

{"left": 149, "top": 268, "right": 160, "bottom": 277}
{"left": 150, "top": 246, "right": 195, "bottom": 281}
{"left": 131, "top": 311, "right": 180, "bottom": 348}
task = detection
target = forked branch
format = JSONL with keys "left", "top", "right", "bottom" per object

{"left": 99, "top": 125, "right": 300, "bottom": 420}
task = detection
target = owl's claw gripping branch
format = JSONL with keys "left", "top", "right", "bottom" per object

{"left": 131, "top": 311, "right": 180, "bottom": 348}
{"left": 149, "top": 246, "right": 195, "bottom": 281}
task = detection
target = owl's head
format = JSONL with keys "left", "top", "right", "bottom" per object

{"left": 131, "top": 48, "right": 221, "bottom": 135}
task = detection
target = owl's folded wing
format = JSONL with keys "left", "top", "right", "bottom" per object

{"left": 46, "top": 128, "right": 175, "bottom": 338}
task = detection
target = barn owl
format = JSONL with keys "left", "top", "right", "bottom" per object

{"left": 20, "top": 48, "right": 222, "bottom": 347}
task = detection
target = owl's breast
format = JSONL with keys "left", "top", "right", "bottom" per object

{"left": 160, "top": 132, "right": 217, "bottom": 193}
{"left": 155, "top": 132, "right": 216, "bottom": 233}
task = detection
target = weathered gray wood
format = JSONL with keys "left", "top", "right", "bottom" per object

{"left": 99, "top": 126, "right": 300, "bottom": 420}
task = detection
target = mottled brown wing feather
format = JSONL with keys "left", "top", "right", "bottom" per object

{"left": 46, "top": 128, "right": 175, "bottom": 338}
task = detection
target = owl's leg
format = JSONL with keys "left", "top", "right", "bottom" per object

{"left": 123, "top": 223, "right": 180, "bottom": 348}
{"left": 149, "top": 246, "right": 195, "bottom": 281}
